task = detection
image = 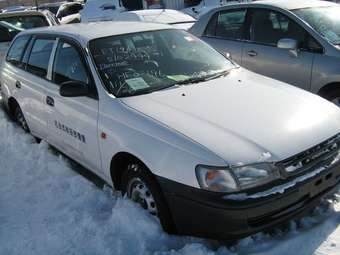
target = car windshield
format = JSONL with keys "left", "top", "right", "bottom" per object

{"left": 90, "top": 29, "right": 234, "bottom": 97}
{"left": 0, "top": 15, "right": 49, "bottom": 29}
{"left": 294, "top": 6, "right": 340, "bottom": 45}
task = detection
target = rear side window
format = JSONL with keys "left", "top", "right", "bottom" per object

{"left": 27, "top": 38, "right": 54, "bottom": 78}
{"left": 6, "top": 35, "right": 30, "bottom": 66}
{"left": 205, "top": 9, "right": 247, "bottom": 40}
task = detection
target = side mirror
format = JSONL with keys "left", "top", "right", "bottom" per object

{"left": 277, "top": 38, "right": 298, "bottom": 50}
{"left": 277, "top": 38, "right": 298, "bottom": 57}
{"left": 59, "top": 81, "right": 89, "bottom": 97}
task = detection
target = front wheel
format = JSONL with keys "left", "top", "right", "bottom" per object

{"left": 121, "top": 162, "right": 176, "bottom": 234}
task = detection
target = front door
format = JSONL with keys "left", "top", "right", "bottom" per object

{"left": 44, "top": 38, "right": 101, "bottom": 173}
{"left": 242, "top": 8, "right": 315, "bottom": 90}
{"left": 201, "top": 8, "right": 247, "bottom": 64}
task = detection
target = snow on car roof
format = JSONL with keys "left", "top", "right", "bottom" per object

{"left": 114, "top": 9, "right": 196, "bottom": 24}
{"left": 253, "top": 0, "right": 337, "bottom": 10}
{"left": 19, "top": 21, "right": 174, "bottom": 42}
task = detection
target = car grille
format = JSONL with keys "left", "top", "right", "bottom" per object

{"left": 279, "top": 134, "right": 340, "bottom": 177}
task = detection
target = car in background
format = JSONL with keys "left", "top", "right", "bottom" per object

{"left": 80, "top": 0, "right": 125, "bottom": 23}
{"left": 183, "top": 0, "right": 251, "bottom": 18}
{"left": 112, "top": 9, "right": 196, "bottom": 30}
{"left": 56, "top": 2, "right": 83, "bottom": 24}
{"left": 0, "top": 10, "right": 57, "bottom": 63}
{"left": 1, "top": 22, "right": 340, "bottom": 240}
{"left": 1, "top": 6, "right": 30, "bottom": 13}
{"left": 0, "top": 21, "right": 23, "bottom": 63}
{"left": 190, "top": 0, "right": 340, "bottom": 106}
{"left": 38, "top": 2, "right": 66, "bottom": 15}
{"left": 0, "top": 10, "right": 58, "bottom": 29}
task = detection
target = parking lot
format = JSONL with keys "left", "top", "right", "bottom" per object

{"left": 1, "top": 0, "right": 340, "bottom": 254}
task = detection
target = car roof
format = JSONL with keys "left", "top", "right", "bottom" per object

{"left": 250, "top": 0, "right": 337, "bottom": 10}
{"left": 19, "top": 21, "right": 175, "bottom": 42}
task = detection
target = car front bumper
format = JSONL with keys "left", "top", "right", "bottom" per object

{"left": 157, "top": 162, "right": 340, "bottom": 240}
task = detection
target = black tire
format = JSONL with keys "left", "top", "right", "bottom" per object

{"left": 14, "top": 104, "right": 30, "bottom": 132}
{"left": 321, "top": 88, "right": 340, "bottom": 107}
{"left": 121, "top": 162, "right": 177, "bottom": 234}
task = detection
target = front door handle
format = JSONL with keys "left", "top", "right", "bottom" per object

{"left": 15, "top": 80, "right": 21, "bottom": 89}
{"left": 247, "top": 50, "right": 258, "bottom": 57}
{"left": 46, "top": 96, "right": 54, "bottom": 107}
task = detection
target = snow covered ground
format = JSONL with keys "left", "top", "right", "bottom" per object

{"left": 0, "top": 101, "right": 339, "bottom": 255}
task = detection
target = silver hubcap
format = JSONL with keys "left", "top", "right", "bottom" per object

{"left": 128, "top": 176, "right": 158, "bottom": 215}
{"left": 331, "top": 97, "right": 340, "bottom": 107}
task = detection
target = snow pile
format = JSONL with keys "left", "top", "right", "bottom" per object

{"left": 0, "top": 103, "right": 339, "bottom": 255}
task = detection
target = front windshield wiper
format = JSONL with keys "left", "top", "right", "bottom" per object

{"left": 175, "top": 69, "right": 230, "bottom": 85}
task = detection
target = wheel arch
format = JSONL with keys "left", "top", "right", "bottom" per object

{"left": 318, "top": 82, "right": 340, "bottom": 97}
{"left": 110, "top": 151, "right": 152, "bottom": 190}
{"left": 7, "top": 96, "right": 20, "bottom": 118}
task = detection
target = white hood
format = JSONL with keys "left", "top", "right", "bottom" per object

{"left": 121, "top": 69, "right": 340, "bottom": 165}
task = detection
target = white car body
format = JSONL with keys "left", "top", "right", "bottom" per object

{"left": 81, "top": 2, "right": 196, "bottom": 30}
{"left": 112, "top": 9, "right": 196, "bottom": 30}
{"left": 80, "top": 0, "right": 125, "bottom": 23}
{"left": 1, "top": 22, "right": 340, "bottom": 239}
{"left": 183, "top": 0, "right": 252, "bottom": 18}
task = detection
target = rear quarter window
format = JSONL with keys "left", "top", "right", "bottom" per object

{"left": 6, "top": 35, "right": 31, "bottom": 67}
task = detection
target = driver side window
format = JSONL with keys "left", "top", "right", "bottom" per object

{"left": 250, "top": 9, "right": 306, "bottom": 47}
{"left": 52, "top": 41, "right": 89, "bottom": 85}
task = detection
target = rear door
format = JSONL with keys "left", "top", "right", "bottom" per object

{"left": 3, "top": 35, "right": 55, "bottom": 139}
{"left": 242, "top": 8, "right": 315, "bottom": 90}
{"left": 200, "top": 8, "right": 247, "bottom": 64}
{"left": 44, "top": 38, "right": 101, "bottom": 172}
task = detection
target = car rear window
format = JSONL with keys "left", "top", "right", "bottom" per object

{"left": 0, "top": 15, "right": 49, "bottom": 30}
{"left": 6, "top": 35, "right": 31, "bottom": 66}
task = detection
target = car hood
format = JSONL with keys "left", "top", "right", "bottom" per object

{"left": 121, "top": 68, "right": 340, "bottom": 165}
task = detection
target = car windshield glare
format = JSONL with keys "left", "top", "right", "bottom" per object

{"left": 89, "top": 29, "right": 234, "bottom": 97}
{"left": 294, "top": 6, "right": 340, "bottom": 45}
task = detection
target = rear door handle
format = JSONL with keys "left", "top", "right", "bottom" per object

{"left": 46, "top": 96, "right": 54, "bottom": 107}
{"left": 15, "top": 81, "right": 21, "bottom": 89}
{"left": 247, "top": 50, "right": 258, "bottom": 57}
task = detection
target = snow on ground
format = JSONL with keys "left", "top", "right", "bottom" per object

{"left": 0, "top": 102, "right": 339, "bottom": 255}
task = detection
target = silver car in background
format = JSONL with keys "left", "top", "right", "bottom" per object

{"left": 190, "top": 0, "right": 340, "bottom": 106}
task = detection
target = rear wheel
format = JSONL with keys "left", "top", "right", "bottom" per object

{"left": 121, "top": 162, "right": 177, "bottom": 234}
{"left": 14, "top": 105, "right": 29, "bottom": 132}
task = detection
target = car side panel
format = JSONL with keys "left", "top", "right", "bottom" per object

{"left": 202, "top": 37, "right": 244, "bottom": 64}
{"left": 1, "top": 62, "right": 48, "bottom": 138}
{"left": 311, "top": 54, "right": 340, "bottom": 94}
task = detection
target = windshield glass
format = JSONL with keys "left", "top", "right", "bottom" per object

{"left": 294, "top": 6, "right": 340, "bottom": 45}
{"left": 90, "top": 29, "right": 234, "bottom": 97}
{"left": 0, "top": 15, "right": 49, "bottom": 29}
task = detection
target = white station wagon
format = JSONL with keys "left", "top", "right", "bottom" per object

{"left": 1, "top": 22, "right": 340, "bottom": 240}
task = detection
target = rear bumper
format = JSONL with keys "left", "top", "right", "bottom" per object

{"left": 157, "top": 162, "right": 340, "bottom": 240}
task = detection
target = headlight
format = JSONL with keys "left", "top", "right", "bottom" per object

{"left": 195, "top": 163, "right": 280, "bottom": 193}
